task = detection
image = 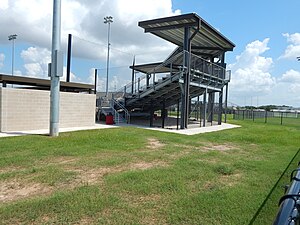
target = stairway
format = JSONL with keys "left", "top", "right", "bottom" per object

{"left": 97, "top": 97, "right": 128, "bottom": 124}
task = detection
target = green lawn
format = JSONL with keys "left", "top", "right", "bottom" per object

{"left": 0, "top": 118, "right": 299, "bottom": 224}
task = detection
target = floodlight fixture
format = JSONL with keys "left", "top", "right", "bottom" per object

{"left": 297, "top": 56, "right": 300, "bottom": 61}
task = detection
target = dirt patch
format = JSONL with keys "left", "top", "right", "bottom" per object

{"left": 68, "top": 167, "right": 117, "bottom": 186}
{"left": 146, "top": 138, "right": 165, "bottom": 150}
{"left": 0, "top": 160, "right": 168, "bottom": 204}
{"left": 75, "top": 217, "right": 95, "bottom": 225}
{"left": 201, "top": 142, "right": 238, "bottom": 152}
{"left": 0, "top": 180, "right": 51, "bottom": 203}
{"left": 203, "top": 181, "right": 218, "bottom": 191}
{"left": 129, "top": 161, "right": 167, "bottom": 170}
{"left": 198, "top": 158, "right": 220, "bottom": 164}
{"left": 69, "top": 161, "right": 167, "bottom": 186}
{"left": 43, "top": 156, "right": 78, "bottom": 166}
{"left": 220, "top": 173, "right": 242, "bottom": 187}
{"left": 0, "top": 166, "right": 24, "bottom": 174}
{"left": 201, "top": 173, "right": 242, "bottom": 190}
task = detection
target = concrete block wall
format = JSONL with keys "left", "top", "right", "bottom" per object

{"left": 0, "top": 88, "right": 95, "bottom": 132}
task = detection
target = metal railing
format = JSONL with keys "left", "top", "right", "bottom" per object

{"left": 113, "top": 50, "right": 228, "bottom": 101}
{"left": 273, "top": 162, "right": 300, "bottom": 225}
{"left": 111, "top": 98, "right": 130, "bottom": 124}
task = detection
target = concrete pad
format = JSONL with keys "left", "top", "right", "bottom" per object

{"left": 0, "top": 124, "right": 118, "bottom": 138}
{"left": 0, "top": 122, "right": 240, "bottom": 138}
{"left": 130, "top": 123, "right": 240, "bottom": 135}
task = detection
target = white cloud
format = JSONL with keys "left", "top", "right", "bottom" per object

{"left": 0, "top": 0, "right": 180, "bottom": 87}
{"left": 61, "top": 67, "right": 79, "bottom": 83}
{"left": 228, "top": 38, "right": 275, "bottom": 100}
{"left": 276, "top": 69, "right": 300, "bottom": 98}
{"left": 20, "top": 46, "right": 80, "bottom": 82}
{"left": 279, "top": 69, "right": 300, "bottom": 83}
{"left": 0, "top": 0, "right": 179, "bottom": 59}
{"left": 21, "top": 47, "right": 51, "bottom": 77}
{"left": 0, "top": 0, "right": 9, "bottom": 10}
{"left": 0, "top": 53, "right": 5, "bottom": 68}
{"left": 280, "top": 33, "right": 300, "bottom": 59}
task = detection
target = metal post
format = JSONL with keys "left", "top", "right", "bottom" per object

{"left": 203, "top": 89, "right": 207, "bottom": 127}
{"left": 224, "top": 83, "right": 229, "bottom": 123}
{"left": 208, "top": 92, "right": 214, "bottom": 123}
{"left": 177, "top": 99, "right": 180, "bottom": 130}
{"left": 104, "top": 16, "right": 113, "bottom": 97}
{"left": 8, "top": 34, "right": 17, "bottom": 77}
{"left": 94, "top": 69, "right": 97, "bottom": 94}
{"left": 162, "top": 100, "right": 165, "bottom": 128}
{"left": 150, "top": 100, "right": 154, "bottom": 127}
{"left": 146, "top": 74, "right": 150, "bottom": 87}
{"left": 49, "top": 0, "right": 62, "bottom": 137}
{"left": 265, "top": 110, "right": 267, "bottom": 123}
{"left": 180, "top": 26, "right": 191, "bottom": 129}
{"left": 281, "top": 112, "right": 283, "bottom": 125}
{"left": 218, "top": 89, "right": 223, "bottom": 125}
{"left": 131, "top": 56, "right": 135, "bottom": 94}
{"left": 66, "top": 34, "right": 72, "bottom": 82}
{"left": 180, "top": 83, "right": 185, "bottom": 129}
{"left": 196, "top": 96, "right": 200, "bottom": 121}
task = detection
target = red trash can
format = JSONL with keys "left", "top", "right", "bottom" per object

{"left": 106, "top": 114, "right": 114, "bottom": 125}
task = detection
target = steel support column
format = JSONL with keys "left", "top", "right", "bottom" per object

{"left": 218, "top": 88, "right": 223, "bottom": 125}
{"left": 224, "top": 83, "right": 229, "bottom": 123}
{"left": 177, "top": 99, "right": 180, "bottom": 130}
{"left": 150, "top": 100, "right": 154, "bottom": 127}
{"left": 208, "top": 92, "right": 215, "bottom": 123}
{"left": 161, "top": 100, "right": 166, "bottom": 128}
{"left": 131, "top": 56, "right": 135, "bottom": 94}
{"left": 180, "top": 26, "right": 191, "bottom": 129}
{"left": 203, "top": 89, "right": 207, "bottom": 127}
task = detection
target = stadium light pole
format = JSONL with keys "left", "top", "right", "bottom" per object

{"left": 49, "top": 0, "right": 63, "bottom": 137}
{"left": 104, "top": 16, "right": 113, "bottom": 97}
{"left": 8, "top": 34, "right": 17, "bottom": 76}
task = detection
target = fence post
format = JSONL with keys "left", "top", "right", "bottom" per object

{"left": 243, "top": 110, "right": 245, "bottom": 120}
{"left": 281, "top": 112, "right": 283, "bottom": 125}
{"left": 265, "top": 110, "right": 268, "bottom": 123}
{"left": 252, "top": 110, "right": 255, "bottom": 122}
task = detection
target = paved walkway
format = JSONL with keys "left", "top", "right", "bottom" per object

{"left": 0, "top": 122, "right": 240, "bottom": 138}
{"left": 0, "top": 124, "right": 118, "bottom": 138}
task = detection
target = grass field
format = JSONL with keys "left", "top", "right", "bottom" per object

{"left": 0, "top": 117, "right": 299, "bottom": 224}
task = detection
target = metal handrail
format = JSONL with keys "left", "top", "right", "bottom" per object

{"left": 113, "top": 50, "right": 227, "bottom": 103}
{"left": 111, "top": 98, "right": 130, "bottom": 124}
{"left": 114, "top": 51, "right": 184, "bottom": 97}
{"left": 111, "top": 107, "right": 120, "bottom": 124}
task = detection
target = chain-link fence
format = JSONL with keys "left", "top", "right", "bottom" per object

{"left": 233, "top": 110, "right": 300, "bottom": 127}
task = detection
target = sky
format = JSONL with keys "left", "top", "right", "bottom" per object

{"left": 0, "top": 0, "right": 300, "bottom": 107}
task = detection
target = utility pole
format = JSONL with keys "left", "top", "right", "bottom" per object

{"left": 49, "top": 0, "right": 63, "bottom": 136}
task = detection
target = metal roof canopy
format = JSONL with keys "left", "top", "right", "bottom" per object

{"left": 139, "top": 13, "right": 235, "bottom": 57}
{"left": 0, "top": 74, "right": 94, "bottom": 93}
